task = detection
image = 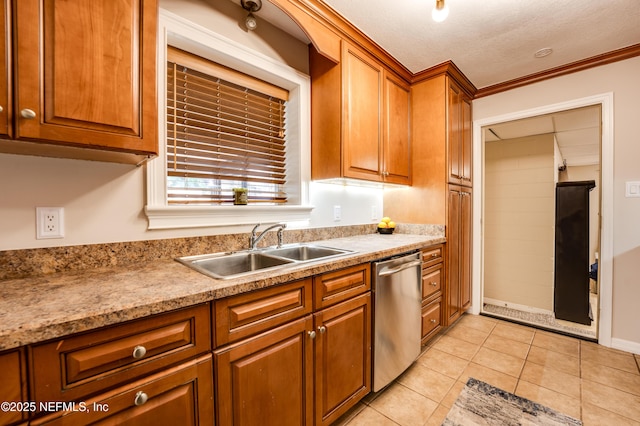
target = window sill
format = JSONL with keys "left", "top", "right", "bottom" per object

{"left": 145, "top": 205, "right": 314, "bottom": 230}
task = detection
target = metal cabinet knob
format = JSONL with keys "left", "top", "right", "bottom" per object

{"left": 20, "top": 109, "right": 36, "bottom": 119}
{"left": 132, "top": 345, "right": 147, "bottom": 359}
{"left": 308, "top": 330, "right": 316, "bottom": 339}
{"left": 430, "top": 281, "right": 437, "bottom": 286}
{"left": 0, "top": 105, "right": 3, "bottom": 113}
{"left": 430, "top": 319, "right": 437, "bottom": 324}
{"left": 318, "top": 326, "right": 326, "bottom": 334}
{"left": 134, "top": 391, "right": 148, "bottom": 406}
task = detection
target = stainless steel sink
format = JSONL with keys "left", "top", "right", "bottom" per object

{"left": 263, "top": 244, "right": 352, "bottom": 261}
{"left": 177, "top": 251, "right": 294, "bottom": 280}
{"left": 177, "top": 244, "right": 354, "bottom": 280}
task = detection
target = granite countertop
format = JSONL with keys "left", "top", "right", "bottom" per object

{"left": 0, "top": 233, "right": 444, "bottom": 351}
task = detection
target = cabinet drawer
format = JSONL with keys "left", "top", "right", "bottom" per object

{"left": 422, "top": 244, "right": 443, "bottom": 268}
{"left": 314, "top": 263, "right": 370, "bottom": 309}
{"left": 422, "top": 264, "right": 443, "bottom": 301}
{"left": 31, "top": 354, "right": 214, "bottom": 426}
{"left": 421, "top": 298, "right": 442, "bottom": 344}
{"left": 215, "top": 278, "right": 313, "bottom": 347}
{"left": 0, "top": 348, "right": 27, "bottom": 426}
{"left": 30, "top": 304, "right": 211, "bottom": 404}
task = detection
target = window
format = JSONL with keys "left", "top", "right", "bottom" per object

{"left": 146, "top": 10, "right": 312, "bottom": 229}
{"left": 166, "top": 48, "right": 288, "bottom": 205}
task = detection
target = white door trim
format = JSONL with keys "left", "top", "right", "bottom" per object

{"left": 471, "top": 92, "right": 614, "bottom": 347}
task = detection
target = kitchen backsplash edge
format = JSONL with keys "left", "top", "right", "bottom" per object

{"left": 0, "top": 223, "right": 445, "bottom": 280}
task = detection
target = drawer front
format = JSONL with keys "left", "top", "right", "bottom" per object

{"left": 31, "top": 354, "right": 214, "bottom": 426}
{"left": 422, "top": 264, "right": 443, "bottom": 301}
{"left": 215, "top": 278, "right": 313, "bottom": 347}
{"left": 314, "top": 263, "right": 370, "bottom": 309}
{"left": 422, "top": 244, "right": 443, "bottom": 268}
{"left": 421, "top": 298, "right": 441, "bottom": 343}
{"left": 30, "top": 304, "right": 211, "bottom": 404}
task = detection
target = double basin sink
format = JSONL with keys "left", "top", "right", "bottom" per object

{"left": 177, "top": 244, "right": 354, "bottom": 280}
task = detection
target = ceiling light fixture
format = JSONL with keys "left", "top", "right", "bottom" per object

{"left": 241, "top": 0, "right": 262, "bottom": 31}
{"left": 432, "top": 0, "right": 449, "bottom": 22}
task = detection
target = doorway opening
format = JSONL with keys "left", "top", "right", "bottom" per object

{"left": 472, "top": 93, "right": 614, "bottom": 345}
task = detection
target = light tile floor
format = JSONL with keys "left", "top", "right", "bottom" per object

{"left": 335, "top": 314, "right": 640, "bottom": 426}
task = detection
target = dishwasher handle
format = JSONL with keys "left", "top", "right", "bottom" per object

{"left": 378, "top": 259, "right": 422, "bottom": 276}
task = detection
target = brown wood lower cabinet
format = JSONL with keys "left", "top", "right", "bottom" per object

{"left": 31, "top": 354, "right": 214, "bottom": 426}
{"left": 314, "top": 293, "right": 371, "bottom": 426}
{"left": 0, "top": 348, "right": 28, "bottom": 426}
{"left": 421, "top": 245, "right": 445, "bottom": 345}
{"left": 213, "top": 264, "right": 372, "bottom": 426}
{"left": 214, "top": 315, "right": 315, "bottom": 426}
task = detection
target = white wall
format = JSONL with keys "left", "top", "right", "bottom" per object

{"left": 0, "top": 0, "right": 382, "bottom": 250}
{"left": 473, "top": 56, "right": 640, "bottom": 351}
{"left": 484, "top": 135, "right": 555, "bottom": 311}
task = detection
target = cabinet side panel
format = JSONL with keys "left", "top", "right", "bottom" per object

{"left": 383, "top": 76, "right": 447, "bottom": 223}
{"left": 310, "top": 45, "right": 341, "bottom": 180}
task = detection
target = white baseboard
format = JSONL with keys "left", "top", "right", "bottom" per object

{"left": 483, "top": 298, "right": 554, "bottom": 316}
{"left": 611, "top": 338, "right": 640, "bottom": 355}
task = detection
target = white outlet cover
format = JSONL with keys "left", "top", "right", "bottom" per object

{"left": 36, "top": 207, "right": 65, "bottom": 239}
{"left": 333, "top": 205, "right": 341, "bottom": 221}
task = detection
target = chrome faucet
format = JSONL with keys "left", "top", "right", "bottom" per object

{"left": 249, "top": 223, "right": 286, "bottom": 250}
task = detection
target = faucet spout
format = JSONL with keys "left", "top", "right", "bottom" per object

{"left": 249, "top": 223, "right": 286, "bottom": 250}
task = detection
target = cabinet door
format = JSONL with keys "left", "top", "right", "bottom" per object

{"left": 342, "top": 42, "right": 383, "bottom": 181}
{"left": 383, "top": 71, "right": 411, "bottom": 185}
{"left": 446, "top": 186, "right": 461, "bottom": 324}
{"left": 447, "top": 81, "right": 462, "bottom": 185}
{"left": 0, "top": 349, "right": 27, "bottom": 426}
{"left": 314, "top": 293, "right": 371, "bottom": 426}
{"left": 13, "top": 0, "right": 157, "bottom": 155}
{"left": 215, "top": 316, "right": 314, "bottom": 426}
{"left": 461, "top": 97, "right": 472, "bottom": 186}
{"left": 0, "top": 0, "right": 9, "bottom": 138}
{"left": 460, "top": 187, "right": 472, "bottom": 310}
{"left": 31, "top": 355, "right": 214, "bottom": 426}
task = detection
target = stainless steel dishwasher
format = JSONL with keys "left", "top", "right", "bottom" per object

{"left": 372, "top": 251, "right": 423, "bottom": 392}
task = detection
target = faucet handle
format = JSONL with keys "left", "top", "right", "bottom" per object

{"left": 251, "top": 223, "right": 261, "bottom": 235}
{"left": 277, "top": 224, "right": 286, "bottom": 247}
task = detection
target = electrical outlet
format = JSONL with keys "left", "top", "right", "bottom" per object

{"left": 371, "top": 205, "right": 378, "bottom": 221}
{"left": 333, "top": 205, "right": 341, "bottom": 221}
{"left": 36, "top": 207, "right": 65, "bottom": 239}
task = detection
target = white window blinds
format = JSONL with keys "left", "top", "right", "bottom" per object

{"left": 166, "top": 47, "right": 288, "bottom": 205}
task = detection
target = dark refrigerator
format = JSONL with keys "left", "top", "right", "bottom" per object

{"left": 554, "top": 180, "right": 595, "bottom": 325}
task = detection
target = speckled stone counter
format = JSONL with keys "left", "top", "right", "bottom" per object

{"left": 0, "top": 233, "right": 444, "bottom": 351}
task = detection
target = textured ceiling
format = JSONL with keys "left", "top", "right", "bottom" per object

{"left": 320, "top": 0, "right": 640, "bottom": 89}
{"left": 226, "top": 0, "right": 635, "bottom": 165}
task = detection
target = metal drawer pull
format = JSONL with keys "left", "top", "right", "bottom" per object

{"left": 430, "top": 319, "right": 437, "bottom": 324}
{"left": 430, "top": 281, "right": 438, "bottom": 286}
{"left": 308, "top": 330, "right": 316, "bottom": 339}
{"left": 0, "top": 105, "right": 3, "bottom": 112}
{"left": 20, "top": 109, "right": 36, "bottom": 119}
{"left": 318, "top": 326, "right": 326, "bottom": 334}
{"left": 430, "top": 253, "right": 438, "bottom": 258}
{"left": 134, "top": 391, "right": 148, "bottom": 406}
{"left": 132, "top": 345, "right": 147, "bottom": 359}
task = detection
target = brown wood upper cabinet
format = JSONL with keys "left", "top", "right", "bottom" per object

{"left": 1, "top": 0, "right": 158, "bottom": 164}
{"left": 311, "top": 40, "right": 411, "bottom": 185}
{"left": 447, "top": 80, "right": 472, "bottom": 186}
